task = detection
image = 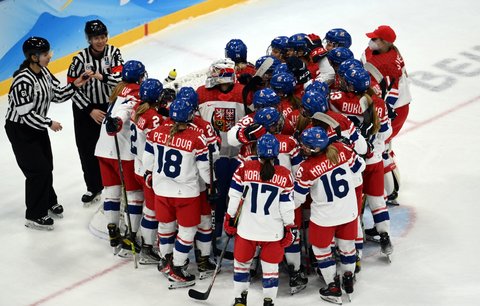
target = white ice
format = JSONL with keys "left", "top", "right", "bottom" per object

{"left": 1, "top": 0, "right": 480, "bottom": 305}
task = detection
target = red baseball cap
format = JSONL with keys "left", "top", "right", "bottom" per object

{"left": 366, "top": 25, "right": 396, "bottom": 43}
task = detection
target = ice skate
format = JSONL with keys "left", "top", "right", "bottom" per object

{"left": 81, "top": 191, "right": 101, "bottom": 207}
{"left": 364, "top": 227, "right": 380, "bottom": 243}
{"left": 288, "top": 264, "right": 308, "bottom": 294}
{"left": 233, "top": 290, "right": 248, "bottom": 306}
{"left": 25, "top": 215, "right": 54, "bottom": 231}
{"left": 197, "top": 255, "right": 217, "bottom": 280}
{"left": 263, "top": 297, "right": 274, "bottom": 306}
{"left": 117, "top": 236, "right": 140, "bottom": 259}
{"left": 168, "top": 263, "right": 195, "bottom": 289}
{"left": 379, "top": 232, "right": 393, "bottom": 262}
{"left": 386, "top": 190, "right": 400, "bottom": 206}
{"left": 139, "top": 243, "right": 161, "bottom": 265}
{"left": 48, "top": 204, "right": 64, "bottom": 218}
{"left": 107, "top": 223, "right": 121, "bottom": 254}
{"left": 342, "top": 271, "right": 354, "bottom": 302}
{"left": 319, "top": 276, "right": 342, "bottom": 305}
{"left": 157, "top": 253, "right": 172, "bottom": 277}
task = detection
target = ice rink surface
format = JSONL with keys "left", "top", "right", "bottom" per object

{"left": 1, "top": 0, "right": 480, "bottom": 305}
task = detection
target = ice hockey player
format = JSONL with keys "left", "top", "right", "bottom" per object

{"left": 130, "top": 78, "right": 165, "bottom": 264}
{"left": 267, "top": 36, "right": 289, "bottom": 62}
{"left": 224, "top": 133, "right": 296, "bottom": 306}
{"left": 329, "top": 67, "right": 394, "bottom": 260}
{"left": 294, "top": 127, "right": 365, "bottom": 304}
{"left": 175, "top": 87, "right": 221, "bottom": 279}
{"left": 225, "top": 39, "right": 256, "bottom": 85}
{"left": 143, "top": 98, "right": 211, "bottom": 289}
{"left": 96, "top": 60, "right": 146, "bottom": 257}
{"left": 196, "top": 58, "right": 251, "bottom": 248}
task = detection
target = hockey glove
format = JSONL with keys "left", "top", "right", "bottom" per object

{"left": 359, "top": 122, "right": 373, "bottom": 139}
{"left": 105, "top": 116, "right": 123, "bottom": 136}
{"left": 236, "top": 123, "right": 267, "bottom": 144}
{"left": 144, "top": 170, "right": 153, "bottom": 189}
{"left": 310, "top": 47, "right": 328, "bottom": 63}
{"left": 238, "top": 73, "right": 253, "bottom": 85}
{"left": 280, "top": 224, "right": 298, "bottom": 248}
{"left": 286, "top": 56, "right": 311, "bottom": 84}
{"left": 386, "top": 102, "right": 398, "bottom": 120}
{"left": 224, "top": 213, "right": 237, "bottom": 237}
{"left": 206, "top": 184, "right": 220, "bottom": 204}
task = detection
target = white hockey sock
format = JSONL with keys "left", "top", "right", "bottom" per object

{"left": 261, "top": 260, "right": 279, "bottom": 300}
{"left": 140, "top": 204, "right": 158, "bottom": 246}
{"left": 158, "top": 221, "right": 176, "bottom": 257}
{"left": 195, "top": 214, "right": 212, "bottom": 257}
{"left": 173, "top": 225, "right": 196, "bottom": 267}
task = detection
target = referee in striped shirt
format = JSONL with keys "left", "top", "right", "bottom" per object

{"left": 5, "top": 37, "right": 92, "bottom": 230}
{"left": 67, "top": 20, "right": 124, "bottom": 205}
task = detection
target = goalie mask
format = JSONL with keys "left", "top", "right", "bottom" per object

{"left": 205, "top": 58, "right": 236, "bottom": 88}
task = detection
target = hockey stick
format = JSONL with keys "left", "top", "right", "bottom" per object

{"left": 113, "top": 133, "right": 138, "bottom": 269}
{"left": 242, "top": 57, "right": 274, "bottom": 114}
{"left": 188, "top": 185, "right": 250, "bottom": 301}
{"left": 207, "top": 148, "right": 218, "bottom": 259}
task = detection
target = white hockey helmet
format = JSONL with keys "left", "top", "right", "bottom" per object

{"left": 205, "top": 58, "right": 236, "bottom": 88}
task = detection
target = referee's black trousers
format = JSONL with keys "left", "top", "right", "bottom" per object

{"left": 72, "top": 104, "right": 105, "bottom": 195}
{"left": 5, "top": 121, "right": 58, "bottom": 220}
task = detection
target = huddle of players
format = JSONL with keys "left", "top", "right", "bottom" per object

{"left": 103, "top": 26, "right": 409, "bottom": 306}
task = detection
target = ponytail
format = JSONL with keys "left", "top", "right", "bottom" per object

{"left": 288, "top": 94, "right": 302, "bottom": 110}
{"left": 133, "top": 102, "right": 150, "bottom": 123}
{"left": 109, "top": 81, "right": 127, "bottom": 103}
{"left": 325, "top": 144, "right": 340, "bottom": 165}
{"left": 260, "top": 158, "right": 275, "bottom": 181}
{"left": 13, "top": 59, "right": 30, "bottom": 77}
{"left": 167, "top": 122, "right": 188, "bottom": 145}
{"left": 295, "top": 113, "right": 311, "bottom": 135}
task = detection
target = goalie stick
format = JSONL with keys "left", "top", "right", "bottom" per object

{"left": 188, "top": 186, "right": 250, "bottom": 301}
{"left": 242, "top": 57, "right": 274, "bottom": 114}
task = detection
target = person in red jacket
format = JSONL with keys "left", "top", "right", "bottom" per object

{"left": 362, "top": 25, "right": 411, "bottom": 205}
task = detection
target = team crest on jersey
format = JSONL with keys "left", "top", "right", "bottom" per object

{"left": 213, "top": 107, "right": 235, "bottom": 132}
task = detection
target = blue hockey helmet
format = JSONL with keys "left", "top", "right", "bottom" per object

{"left": 273, "top": 63, "right": 290, "bottom": 75}
{"left": 288, "top": 33, "right": 309, "bottom": 53}
{"left": 300, "top": 127, "right": 329, "bottom": 152}
{"left": 338, "top": 59, "right": 364, "bottom": 78}
{"left": 324, "top": 28, "right": 352, "bottom": 48}
{"left": 255, "top": 55, "right": 281, "bottom": 75}
{"left": 270, "top": 36, "right": 289, "bottom": 52}
{"left": 326, "top": 47, "right": 354, "bottom": 66}
{"left": 122, "top": 60, "right": 146, "bottom": 83}
{"left": 269, "top": 72, "right": 296, "bottom": 95}
{"left": 305, "top": 80, "right": 329, "bottom": 99}
{"left": 254, "top": 107, "right": 281, "bottom": 129}
{"left": 253, "top": 88, "right": 280, "bottom": 109}
{"left": 257, "top": 133, "right": 280, "bottom": 159}
{"left": 225, "top": 39, "right": 247, "bottom": 63}
{"left": 177, "top": 86, "right": 199, "bottom": 109}
{"left": 301, "top": 90, "right": 328, "bottom": 117}
{"left": 139, "top": 78, "right": 163, "bottom": 103}
{"left": 344, "top": 68, "right": 371, "bottom": 93}
{"left": 169, "top": 98, "right": 195, "bottom": 123}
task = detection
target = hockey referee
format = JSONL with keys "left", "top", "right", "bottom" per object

{"left": 5, "top": 37, "right": 93, "bottom": 230}
{"left": 67, "top": 19, "right": 124, "bottom": 205}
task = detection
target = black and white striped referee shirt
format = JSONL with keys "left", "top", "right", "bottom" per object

{"left": 6, "top": 67, "right": 77, "bottom": 130}
{"left": 67, "top": 45, "right": 123, "bottom": 112}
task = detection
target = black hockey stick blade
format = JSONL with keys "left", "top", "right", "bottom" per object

{"left": 189, "top": 186, "right": 250, "bottom": 300}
